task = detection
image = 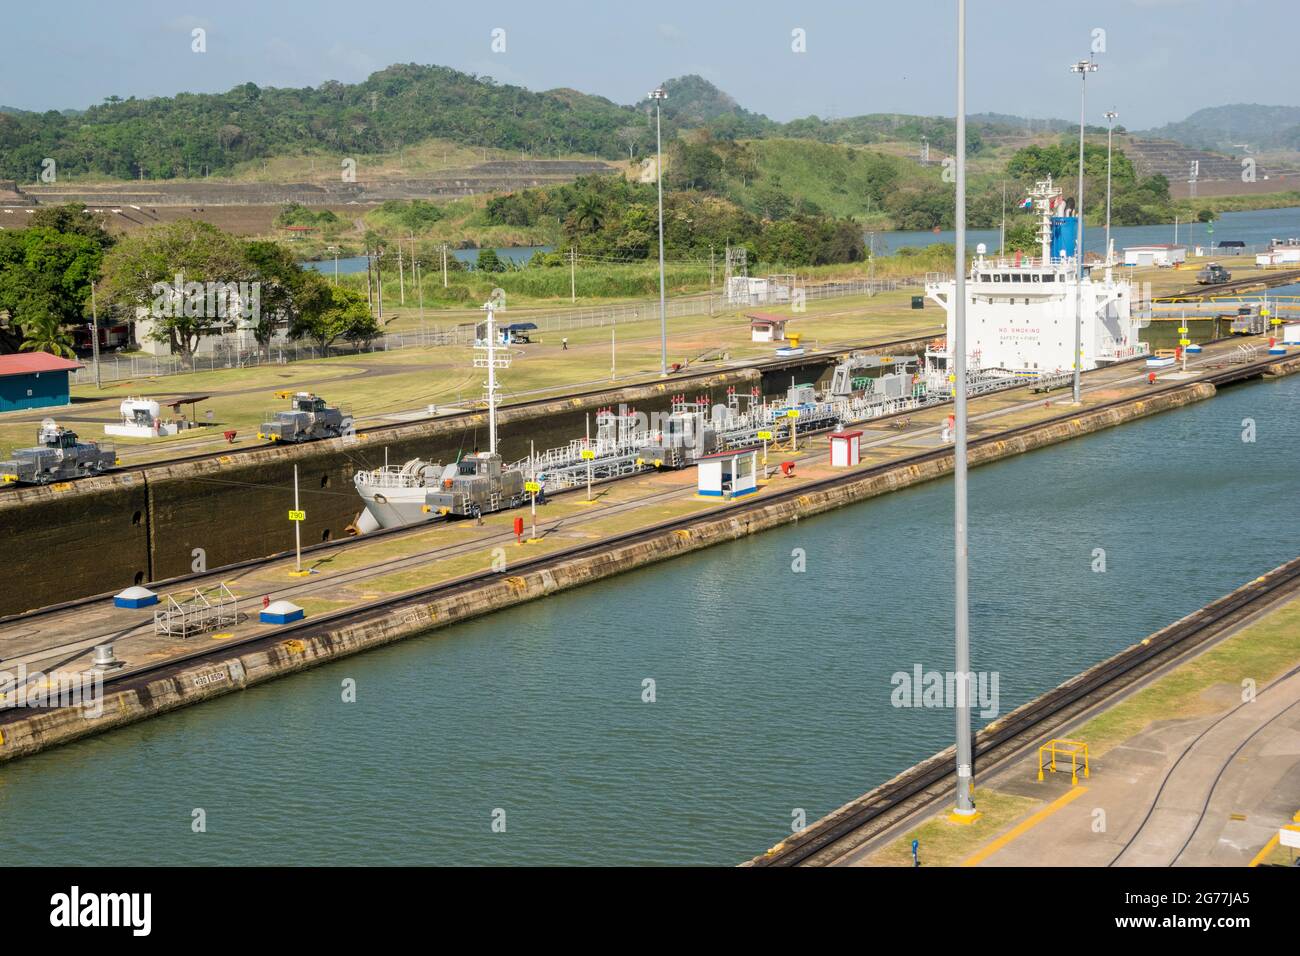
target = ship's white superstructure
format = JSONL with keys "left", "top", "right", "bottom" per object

{"left": 924, "top": 176, "right": 1148, "bottom": 378}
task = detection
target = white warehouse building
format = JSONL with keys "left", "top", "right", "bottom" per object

{"left": 1122, "top": 244, "right": 1187, "bottom": 267}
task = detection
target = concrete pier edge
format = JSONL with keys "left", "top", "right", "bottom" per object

{"left": 0, "top": 372, "right": 1247, "bottom": 763}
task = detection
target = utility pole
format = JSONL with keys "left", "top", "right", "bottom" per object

{"left": 416, "top": 259, "right": 425, "bottom": 321}
{"left": 529, "top": 439, "right": 537, "bottom": 541}
{"left": 397, "top": 240, "right": 405, "bottom": 305}
{"left": 375, "top": 248, "right": 384, "bottom": 321}
{"left": 89, "top": 280, "right": 102, "bottom": 390}
{"left": 570, "top": 246, "right": 576, "bottom": 303}
{"left": 650, "top": 85, "right": 669, "bottom": 377}
{"left": 610, "top": 326, "right": 616, "bottom": 382}
{"left": 293, "top": 463, "right": 302, "bottom": 575}
{"left": 951, "top": 0, "right": 977, "bottom": 823}
{"left": 366, "top": 251, "right": 374, "bottom": 311}
{"left": 1070, "top": 57, "right": 1098, "bottom": 404}
{"left": 1105, "top": 110, "right": 1118, "bottom": 265}
{"left": 442, "top": 243, "right": 448, "bottom": 288}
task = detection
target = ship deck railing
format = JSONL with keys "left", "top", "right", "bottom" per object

{"left": 356, "top": 468, "right": 432, "bottom": 490}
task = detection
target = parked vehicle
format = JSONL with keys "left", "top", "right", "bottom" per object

{"left": 1196, "top": 263, "right": 1232, "bottom": 285}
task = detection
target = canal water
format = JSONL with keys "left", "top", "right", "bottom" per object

{"left": 301, "top": 209, "right": 1299, "bottom": 277}
{"left": 871, "top": 205, "right": 1300, "bottom": 257}
{"left": 1, "top": 375, "right": 1296, "bottom": 866}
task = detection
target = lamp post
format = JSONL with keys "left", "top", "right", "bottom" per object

{"left": 950, "top": 0, "right": 977, "bottom": 823}
{"left": 1070, "top": 58, "right": 1098, "bottom": 404}
{"left": 1104, "top": 110, "right": 1118, "bottom": 266}
{"left": 649, "top": 86, "right": 668, "bottom": 377}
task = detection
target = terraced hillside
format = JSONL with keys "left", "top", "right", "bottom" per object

{"left": 1126, "top": 138, "right": 1300, "bottom": 197}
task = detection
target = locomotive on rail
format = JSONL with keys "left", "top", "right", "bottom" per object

{"left": 258, "top": 392, "right": 352, "bottom": 443}
{"left": 0, "top": 421, "right": 118, "bottom": 485}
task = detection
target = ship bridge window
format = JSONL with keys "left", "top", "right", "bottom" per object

{"left": 1011, "top": 273, "right": 1022, "bottom": 282}
{"left": 992, "top": 273, "right": 1001, "bottom": 282}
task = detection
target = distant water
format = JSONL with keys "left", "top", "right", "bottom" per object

{"left": 1, "top": 375, "right": 1296, "bottom": 866}
{"left": 299, "top": 210, "right": 1300, "bottom": 278}
{"left": 302, "top": 246, "right": 551, "bottom": 276}
{"left": 868, "top": 205, "right": 1300, "bottom": 256}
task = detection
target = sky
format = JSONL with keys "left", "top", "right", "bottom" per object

{"left": 1, "top": 0, "right": 1291, "bottom": 130}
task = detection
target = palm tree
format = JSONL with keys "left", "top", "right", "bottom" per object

{"left": 19, "top": 311, "right": 77, "bottom": 359}
{"left": 573, "top": 193, "right": 605, "bottom": 234}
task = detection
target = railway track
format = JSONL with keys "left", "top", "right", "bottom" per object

{"left": 2, "top": 356, "right": 1285, "bottom": 719}
{"left": 1117, "top": 663, "right": 1300, "bottom": 867}
{"left": 1, "top": 340, "right": 1284, "bottom": 640}
{"left": 1157, "top": 267, "right": 1300, "bottom": 301}
{"left": 749, "top": 554, "right": 1300, "bottom": 867}
{"left": 0, "top": 331, "right": 938, "bottom": 483}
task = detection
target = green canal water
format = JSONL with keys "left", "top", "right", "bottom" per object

{"left": 2, "top": 375, "right": 1297, "bottom": 866}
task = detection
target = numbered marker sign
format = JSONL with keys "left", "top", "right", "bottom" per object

{"left": 1179, "top": 338, "right": 1191, "bottom": 346}
{"left": 1177, "top": 327, "right": 1188, "bottom": 334}
{"left": 580, "top": 449, "right": 595, "bottom": 460}
{"left": 757, "top": 430, "right": 773, "bottom": 441}
{"left": 524, "top": 481, "right": 541, "bottom": 493}
{"left": 288, "top": 509, "right": 306, "bottom": 522}
{"left": 786, "top": 409, "right": 799, "bottom": 419}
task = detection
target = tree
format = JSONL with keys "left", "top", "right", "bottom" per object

{"left": 0, "top": 227, "right": 103, "bottom": 354}
{"left": 289, "top": 279, "right": 377, "bottom": 351}
{"left": 18, "top": 312, "right": 76, "bottom": 359}
{"left": 97, "top": 220, "right": 253, "bottom": 368}
{"left": 241, "top": 239, "right": 306, "bottom": 359}
{"left": 476, "top": 247, "right": 505, "bottom": 273}
{"left": 618, "top": 125, "right": 642, "bottom": 159}
{"left": 27, "top": 204, "right": 115, "bottom": 251}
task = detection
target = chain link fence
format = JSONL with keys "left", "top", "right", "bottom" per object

{"left": 70, "top": 277, "right": 920, "bottom": 386}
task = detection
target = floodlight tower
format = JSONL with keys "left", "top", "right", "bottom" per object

{"left": 1069, "top": 58, "right": 1098, "bottom": 404}
{"left": 950, "top": 0, "right": 978, "bottom": 824}
{"left": 649, "top": 86, "right": 669, "bottom": 377}
{"left": 1104, "top": 110, "right": 1118, "bottom": 265}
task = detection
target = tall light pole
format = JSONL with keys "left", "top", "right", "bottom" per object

{"left": 950, "top": 0, "right": 977, "bottom": 824}
{"left": 1070, "top": 58, "right": 1098, "bottom": 405}
{"left": 649, "top": 86, "right": 668, "bottom": 377}
{"left": 1104, "top": 110, "right": 1118, "bottom": 266}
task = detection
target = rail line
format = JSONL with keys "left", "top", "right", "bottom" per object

{"left": 1, "top": 332, "right": 938, "bottom": 483}
{"left": 1157, "top": 267, "right": 1300, "bottom": 301}
{"left": 0, "top": 342, "right": 1283, "bottom": 633}
{"left": 2, "top": 358, "right": 1286, "bottom": 726}
{"left": 1114, "top": 663, "right": 1300, "bottom": 867}
{"left": 748, "top": 553, "right": 1300, "bottom": 866}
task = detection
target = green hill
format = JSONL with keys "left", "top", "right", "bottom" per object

{"left": 1142, "top": 103, "right": 1300, "bottom": 152}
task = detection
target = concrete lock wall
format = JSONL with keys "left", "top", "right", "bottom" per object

{"left": 0, "top": 349, "right": 903, "bottom": 617}
{"left": 0, "top": 380, "right": 1217, "bottom": 764}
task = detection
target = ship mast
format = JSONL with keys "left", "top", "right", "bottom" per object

{"left": 1029, "top": 175, "right": 1062, "bottom": 263}
{"left": 474, "top": 296, "right": 510, "bottom": 456}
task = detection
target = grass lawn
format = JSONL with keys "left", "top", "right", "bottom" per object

{"left": 1073, "top": 596, "right": 1300, "bottom": 757}
{"left": 0, "top": 292, "right": 942, "bottom": 464}
{"left": 865, "top": 788, "right": 1042, "bottom": 867}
